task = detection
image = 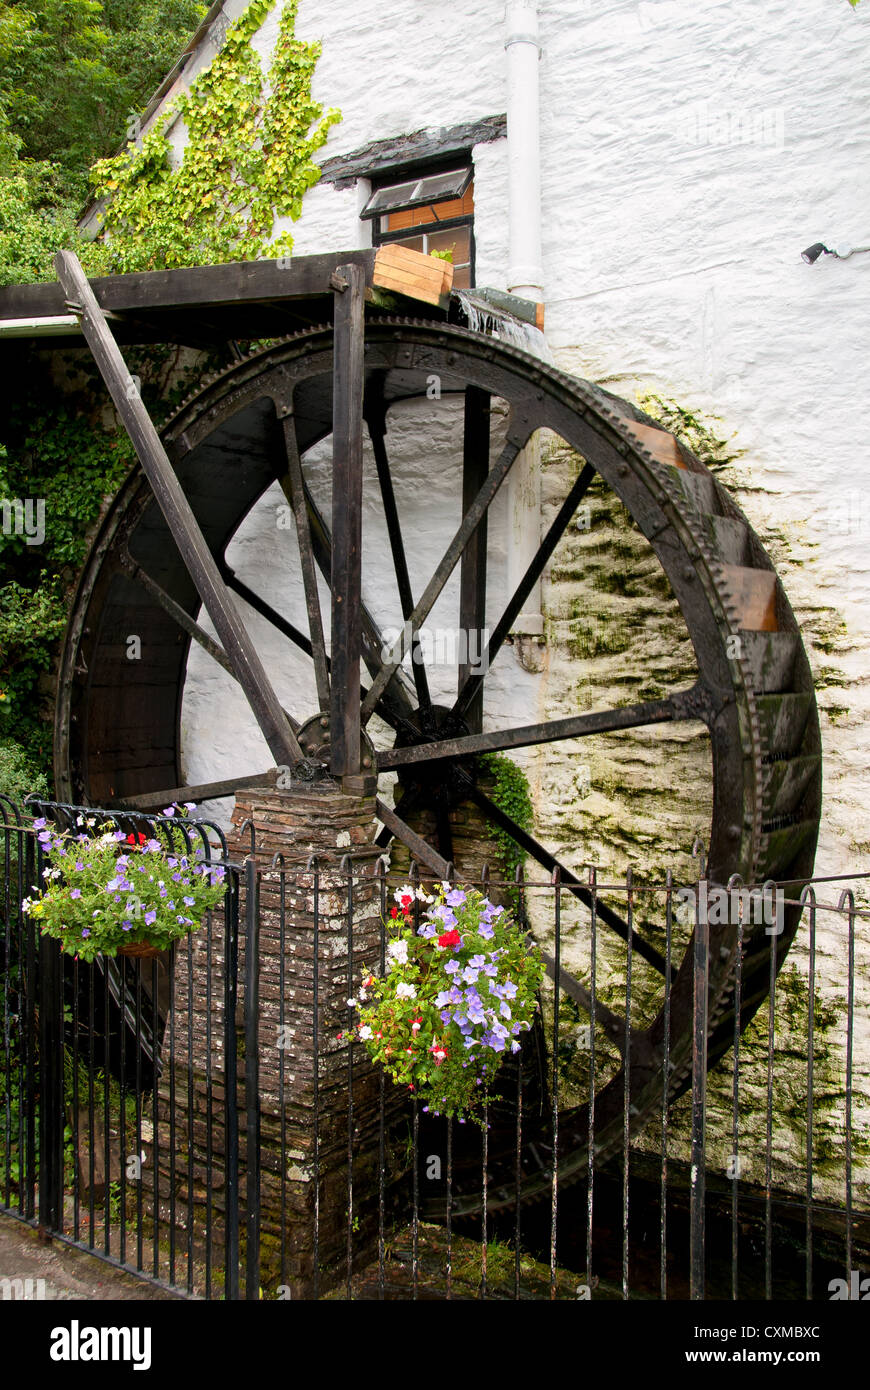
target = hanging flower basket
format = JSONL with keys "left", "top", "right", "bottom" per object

{"left": 344, "top": 882, "right": 545, "bottom": 1124}
{"left": 21, "top": 806, "right": 227, "bottom": 962}
{"left": 116, "top": 941, "right": 163, "bottom": 960}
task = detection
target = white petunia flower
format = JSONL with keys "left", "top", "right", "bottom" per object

{"left": 347, "top": 998, "right": 357, "bottom": 1009}
{"left": 358, "top": 1025, "right": 373, "bottom": 1041}
{"left": 396, "top": 982, "right": 417, "bottom": 1000}
{"left": 387, "top": 939, "right": 408, "bottom": 965}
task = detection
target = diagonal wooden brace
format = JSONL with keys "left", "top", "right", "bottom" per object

{"left": 54, "top": 250, "right": 304, "bottom": 771}
{"left": 329, "top": 262, "right": 366, "bottom": 783}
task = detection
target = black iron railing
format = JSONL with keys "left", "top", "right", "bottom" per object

{"left": 1, "top": 795, "right": 866, "bottom": 1301}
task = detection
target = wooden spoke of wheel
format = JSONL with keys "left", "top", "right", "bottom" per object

{"left": 220, "top": 563, "right": 319, "bottom": 663}
{"left": 277, "top": 411, "right": 331, "bottom": 710}
{"left": 458, "top": 386, "right": 491, "bottom": 735}
{"left": 463, "top": 779, "right": 668, "bottom": 977}
{"left": 377, "top": 686, "right": 709, "bottom": 771}
{"left": 115, "top": 771, "right": 275, "bottom": 811}
{"left": 123, "top": 551, "right": 302, "bottom": 735}
{"left": 359, "top": 418, "right": 534, "bottom": 724}
{"left": 299, "top": 471, "right": 419, "bottom": 727}
{"left": 365, "top": 388, "right": 433, "bottom": 718}
{"left": 454, "top": 460, "right": 597, "bottom": 724}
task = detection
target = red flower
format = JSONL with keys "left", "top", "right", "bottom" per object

{"left": 126, "top": 832, "right": 147, "bottom": 848}
{"left": 400, "top": 894, "right": 413, "bottom": 910}
{"left": 438, "top": 928, "right": 461, "bottom": 948}
{"left": 389, "top": 906, "right": 399, "bottom": 919}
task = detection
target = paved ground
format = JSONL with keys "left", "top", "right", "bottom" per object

{"left": 0, "top": 1213, "right": 181, "bottom": 1301}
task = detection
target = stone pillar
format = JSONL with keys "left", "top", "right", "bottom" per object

{"left": 153, "top": 779, "right": 406, "bottom": 1297}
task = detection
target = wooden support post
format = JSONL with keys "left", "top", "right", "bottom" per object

{"left": 54, "top": 250, "right": 304, "bottom": 771}
{"left": 330, "top": 264, "right": 367, "bottom": 788}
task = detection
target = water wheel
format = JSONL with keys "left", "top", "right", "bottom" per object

{"left": 53, "top": 317, "right": 821, "bottom": 1203}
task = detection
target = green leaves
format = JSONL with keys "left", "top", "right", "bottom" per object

{"left": 0, "top": 0, "right": 206, "bottom": 206}
{"left": 479, "top": 754, "right": 534, "bottom": 880}
{"left": 92, "top": 0, "right": 341, "bottom": 272}
{"left": 26, "top": 815, "right": 227, "bottom": 963}
{"left": 352, "top": 886, "right": 544, "bottom": 1123}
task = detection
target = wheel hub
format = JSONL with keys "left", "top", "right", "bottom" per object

{"left": 393, "top": 704, "right": 475, "bottom": 805}
{"left": 296, "top": 712, "right": 376, "bottom": 776}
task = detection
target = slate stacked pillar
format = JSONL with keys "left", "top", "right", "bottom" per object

{"left": 153, "top": 780, "right": 405, "bottom": 1297}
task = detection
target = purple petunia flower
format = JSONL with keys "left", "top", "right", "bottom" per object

{"left": 81, "top": 928, "right": 90, "bottom": 938}
{"left": 444, "top": 960, "right": 460, "bottom": 976}
{"left": 478, "top": 921, "right": 495, "bottom": 941}
{"left": 32, "top": 818, "right": 47, "bottom": 830}
{"left": 445, "top": 889, "right": 467, "bottom": 908}
{"left": 70, "top": 888, "right": 81, "bottom": 899}
{"left": 144, "top": 910, "right": 157, "bottom": 927}
{"left": 430, "top": 904, "right": 456, "bottom": 927}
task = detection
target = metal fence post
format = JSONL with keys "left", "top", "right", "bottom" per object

{"left": 690, "top": 879, "right": 709, "bottom": 1300}
{"left": 245, "top": 857, "right": 261, "bottom": 1301}
{"left": 224, "top": 868, "right": 240, "bottom": 1299}
{"left": 37, "top": 838, "right": 63, "bottom": 1232}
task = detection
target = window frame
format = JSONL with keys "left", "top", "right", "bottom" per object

{"left": 366, "top": 158, "right": 476, "bottom": 288}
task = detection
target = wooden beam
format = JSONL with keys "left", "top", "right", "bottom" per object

{"left": 54, "top": 250, "right": 305, "bottom": 772}
{"left": 1, "top": 250, "right": 376, "bottom": 323}
{"left": 329, "top": 263, "right": 367, "bottom": 782}
{"left": 115, "top": 772, "right": 275, "bottom": 811}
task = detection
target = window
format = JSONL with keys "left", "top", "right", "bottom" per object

{"left": 362, "top": 164, "right": 475, "bottom": 289}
